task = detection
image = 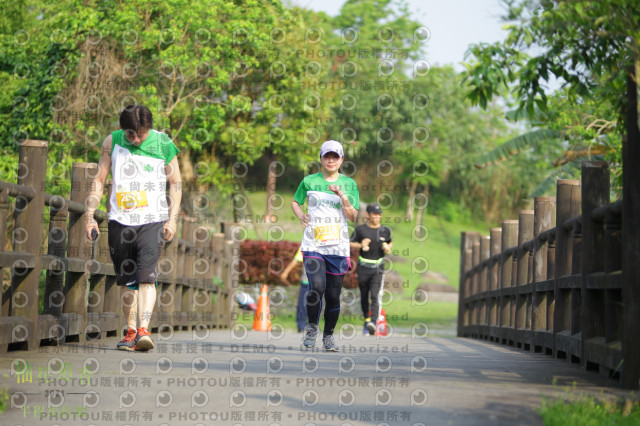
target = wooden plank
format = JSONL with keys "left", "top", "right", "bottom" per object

{"left": 536, "top": 279, "right": 555, "bottom": 293}
{"left": 502, "top": 287, "right": 517, "bottom": 296}
{"left": 532, "top": 330, "right": 554, "bottom": 353}
{"left": 557, "top": 275, "right": 580, "bottom": 290}
{"left": 0, "top": 316, "right": 33, "bottom": 345}
{"left": 586, "top": 271, "right": 623, "bottom": 290}
{"left": 519, "top": 282, "right": 534, "bottom": 295}
{"left": 0, "top": 252, "right": 36, "bottom": 268}
{"left": 584, "top": 337, "right": 622, "bottom": 372}
{"left": 37, "top": 314, "right": 66, "bottom": 342}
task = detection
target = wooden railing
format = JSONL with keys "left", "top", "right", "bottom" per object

{"left": 457, "top": 161, "right": 636, "bottom": 385}
{"left": 0, "top": 140, "right": 239, "bottom": 353}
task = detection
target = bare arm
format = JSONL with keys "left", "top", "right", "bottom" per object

{"left": 349, "top": 228, "right": 361, "bottom": 249}
{"left": 328, "top": 185, "right": 358, "bottom": 222}
{"left": 85, "top": 135, "right": 112, "bottom": 240}
{"left": 291, "top": 200, "right": 309, "bottom": 228}
{"left": 280, "top": 258, "right": 299, "bottom": 286}
{"left": 164, "top": 156, "right": 182, "bottom": 241}
{"left": 382, "top": 241, "right": 393, "bottom": 255}
{"left": 350, "top": 239, "right": 371, "bottom": 250}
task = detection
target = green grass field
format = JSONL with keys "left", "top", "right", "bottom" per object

{"left": 237, "top": 191, "right": 488, "bottom": 335}
{"left": 539, "top": 395, "right": 640, "bottom": 426}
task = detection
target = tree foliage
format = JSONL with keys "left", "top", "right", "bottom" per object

{"left": 0, "top": 0, "right": 526, "bottom": 224}
{"left": 463, "top": 0, "right": 636, "bottom": 196}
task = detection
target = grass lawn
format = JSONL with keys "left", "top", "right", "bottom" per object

{"left": 539, "top": 395, "right": 640, "bottom": 426}
{"left": 236, "top": 191, "right": 488, "bottom": 335}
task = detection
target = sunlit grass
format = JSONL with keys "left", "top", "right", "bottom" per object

{"left": 539, "top": 395, "right": 640, "bottom": 426}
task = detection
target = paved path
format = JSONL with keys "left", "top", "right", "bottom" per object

{"left": 0, "top": 330, "right": 629, "bottom": 426}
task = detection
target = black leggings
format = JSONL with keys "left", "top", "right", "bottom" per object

{"left": 357, "top": 266, "right": 384, "bottom": 323}
{"left": 304, "top": 257, "right": 345, "bottom": 336}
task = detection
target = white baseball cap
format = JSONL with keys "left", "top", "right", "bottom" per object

{"left": 319, "top": 140, "right": 344, "bottom": 158}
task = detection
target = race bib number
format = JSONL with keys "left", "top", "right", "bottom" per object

{"left": 313, "top": 224, "right": 340, "bottom": 247}
{"left": 116, "top": 191, "right": 148, "bottom": 211}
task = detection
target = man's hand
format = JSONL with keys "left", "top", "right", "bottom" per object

{"left": 382, "top": 242, "right": 390, "bottom": 254}
{"left": 85, "top": 217, "right": 99, "bottom": 241}
{"left": 361, "top": 238, "right": 371, "bottom": 252}
{"left": 163, "top": 219, "right": 177, "bottom": 241}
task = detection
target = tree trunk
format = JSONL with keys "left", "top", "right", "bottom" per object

{"left": 179, "top": 150, "right": 196, "bottom": 217}
{"left": 266, "top": 153, "right": 277, "bottom": 223}
{"left": 415, "top": 184, "right": 429, "bottom": 226}
{"left": 406, "top": 179, "right": 418, "bottom": 221}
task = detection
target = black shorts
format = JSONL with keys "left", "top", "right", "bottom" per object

{"left": 108, "top": 220, "right": 164, "bottom": 288}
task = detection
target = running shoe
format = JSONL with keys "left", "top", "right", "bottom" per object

{"left": 117, "top": 328, "right": 137, "bottom": 351}
{"left": 322, "top": 334, "right": 339, "bottom": 352}
{"left": 134, "top": 327, "right": 154, "bottom": 351}
{"left": 365, "top": 321, "right": 376, "bottom": 335}
{"left": 302, "top": 324, "right": 319, "bottom": 348}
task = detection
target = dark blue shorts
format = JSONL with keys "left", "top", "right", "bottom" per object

{"left": 302, "top": 251, "right": 350, "bottom": 276}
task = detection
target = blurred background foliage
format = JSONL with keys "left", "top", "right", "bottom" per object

{"left": 0, "top": 0, "right": 634, "bottom": 228}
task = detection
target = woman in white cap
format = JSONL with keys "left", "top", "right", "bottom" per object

{"left": 291, "top": 140, "right": 359, "bottom": 351}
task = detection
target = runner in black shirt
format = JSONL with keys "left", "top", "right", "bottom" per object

{"left": 350, "top": 203, "right": 392, "bottom": 335}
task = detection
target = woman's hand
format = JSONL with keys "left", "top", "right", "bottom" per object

{"left": 328, "top": 184, "right": 343, "bottom": 197}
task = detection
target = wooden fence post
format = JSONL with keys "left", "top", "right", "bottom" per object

{"left": 479, "top": 235, "right": 490, "bottom": 330}
{"left": 62, "top": 163, "right": 96, "bottom": 342}
{"left": 222, "top": 222, "right": 243, "bottom": 329}
{"left": 174, "top": 221, "right": 186, "bottom": 330}
{"left": 622, "top": 66, "right": 640, "bottom": 389}
{"left": 182, "top": 217, "right": 196, "bottom": 331}
{"left": 85, "top": 168, "right": 106, "bottom": 339}
{"left": 157, "top": 214, "right": 180, "bottom": 332}
{"left": 553, "top": 180, "right": 581, "bottom": 358}
{"left": 99, "top": 181, "right": 118, "bottom": 337}
{"left": 532, "top": 196, "right": 556, "bottom": 353}
{"left": 41, "top": 195, "right": 68, "bottom": 345}
{"left": 9, "top": 140, "right": 48, "bottom": 351}
{"left": 0, "top": 189, "right": 8, "bottom": 319}
{"left": 211, "top": 233, "right": 225, "bottom": 328}
{"left": 489, "top": 227, "right": 502, "bottom": 338}
{"left": 470, "top": 236, "right": 480, "bottom": 336}
{"left": 515, "top": 210, "right": 534, "bottom": 349}
{"left": 43, "top": 196, "right": 67, "bottom": 317}
{"left": 193, "top": 224, "right": 211, "bottom": 327}
{"left": 580, "top": 161, "right": 609, "bottom": 370}
{"left": 500, "top": 220, "right": 518, "bottom": 345}
{"left": 457, "top": 232, "right": 479, "bottom": 337}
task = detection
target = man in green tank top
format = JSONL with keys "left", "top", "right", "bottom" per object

{"left": 85, "top": 105, "right": 182, "bottom": 351}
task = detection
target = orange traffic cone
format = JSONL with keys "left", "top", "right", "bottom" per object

{"left": 375, "top": 309, "right": 388, "bottom": 336}
{"left": 253, "top": 284, "right": 272, "bottom": 331}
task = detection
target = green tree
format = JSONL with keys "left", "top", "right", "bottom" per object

{"left": 326, "top": 0, "right": 426, "bottom": 159}
{"left": 0, "top": 0, "right": 331, "bottom": 218}
{"left": 463, "top": 0, "right": 639, "bottom": 194}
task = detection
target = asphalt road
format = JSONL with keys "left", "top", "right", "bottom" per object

{"left": 0, "top": 329, "right": 630, "bottom": 426}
